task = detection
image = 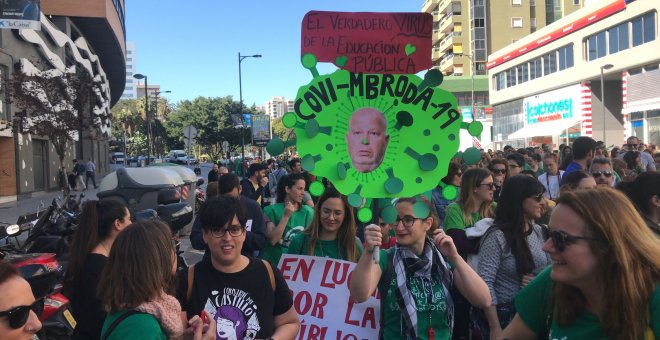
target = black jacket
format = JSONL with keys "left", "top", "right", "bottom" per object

{"left": 240, "top": 178, "right": 265, "bottom": 205}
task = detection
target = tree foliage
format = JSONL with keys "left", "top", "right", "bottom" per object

{"left": 2, "top": 61, "right": 102, "bottom": 170}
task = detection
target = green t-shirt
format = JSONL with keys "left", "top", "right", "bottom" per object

{"left": 286, "top": 233, "right": 364, "bottom": 261}
{"left": 262, "top": 203, "right": 314, "bottom": 265}
{"left": 515, "top": 266, "right": 660, "bottom": 339}
{"left": 376, "top": 249, "right": 450, "bottom": 340}
{"left": 443, "top": 202, "right": 496, "bottom": 231}
{"left": 101, "top": 311, "right": 166, "bottom": 340}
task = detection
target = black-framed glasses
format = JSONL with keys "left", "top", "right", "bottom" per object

{"left": 0, "top": 300, "right": 42, "bottom": 329}
{"left": 478, "top": 182, "right": 495, "bottom": 190}
{"left": 394, "top": 215, "right": 424, "bottom": 228}
{"left": 529, "top": 193, "right": 544, "bottom": 202}
{"left": 492, "top": 169, "right": 506, "bottom": 174}
{"left": 542, "top": 227, "right": 599, "bottom": 252}
{"left": 591, "top": 170, "right": 613, "bottom": 178}
{"left": 210, "top": 225, "right": 245, "bottom": 238}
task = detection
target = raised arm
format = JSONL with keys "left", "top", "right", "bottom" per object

{"left": 349, "top": 224, "right": 383, "bottom": 302}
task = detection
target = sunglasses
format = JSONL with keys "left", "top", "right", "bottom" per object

{"left": 591, "top": 171, "right": 613, "bottom": 178}
{"left": 492, "top": 169, "right": 506, "bottom": 174}
{"left": 478, "top": 182, "right": 495, "bottom": 190}
{"left": 529, "top": 193, "right": 544, "bottom": 202}
{"left": 542, "top": 227, "right": 599, "bottom": 252}
{"left": 0, "top": 300, "right": 42, "bottom": 329}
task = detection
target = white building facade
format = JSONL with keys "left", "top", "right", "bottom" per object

{"left": 488, "top": 0, "right": 659, "bottom": 149}
{"left": 121, "top": 42, "right": 137, "bottom": 99}
{"left": 264, "top": 96, "right": 293, "bottom": 119}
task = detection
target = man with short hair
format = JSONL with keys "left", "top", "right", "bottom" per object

{"left": 73, "top": 159, "right": 86, "bottom": 191}
{"left": 617, "top": 136, "right": 656, "bottom": 172}
{"left": 241, "top": 163, "right": 268, "bottom": 206}
{"left": 345, "top": 108, "right": 390, "bottom": 173}
{"left": 190, "top": 173, "right": 267, "bottom": 257}
{"left": 506, "top": 153, "right": 525, "bottom": 177}
{"left": 218, "top": 166, "right": 229, "bottom": 176}
{"left": 590, "top": 156, "right": 616, "bottom": 187}
{"left": 562, "top": 136, "right": 598, "bottom": 184}
{"left": 208, "top": 163, "right": 219, "bottom": 183}
{"left": 85, "top": 158, "right": 98, "bottom": 189}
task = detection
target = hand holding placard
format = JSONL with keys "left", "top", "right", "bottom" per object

{"left": 364, "top": 224, "right": 382, "bottom": 263}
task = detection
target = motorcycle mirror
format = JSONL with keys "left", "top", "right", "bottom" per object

{"left": 5, "top": 224, "right": 20, "bottom": 236}
{"left": 196, "top": 178, "right": 205, "bottom": 187}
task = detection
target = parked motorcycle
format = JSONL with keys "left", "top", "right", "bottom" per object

{"left": 0, "top": 223, "right": 76, "bottom": 339}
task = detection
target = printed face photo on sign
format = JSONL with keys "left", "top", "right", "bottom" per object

{"left": 345, "top": 107, "right": 390, "bottom": 173}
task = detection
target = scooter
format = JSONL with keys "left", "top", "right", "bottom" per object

{"left": 0, "top": 223, "right": 76, "bottom": 339}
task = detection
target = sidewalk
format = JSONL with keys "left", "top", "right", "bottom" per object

{"left": 0, "top": 184, "right": 102, "bottom": 225}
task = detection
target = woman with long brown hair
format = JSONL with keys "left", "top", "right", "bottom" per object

{"left": 503, "top": 187, "right": 660, "bottom": 339}
{"left": 286, "top": 186, "right": 363, "bottom": 262}
{"left": 99, "top": 220, "right": 214, "bottom": 339}
{"left": 64, "top": 199, "right": 130, "bottom": 340}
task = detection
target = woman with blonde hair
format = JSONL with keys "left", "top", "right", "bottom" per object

{"left": 286, "top": 186, "right": 363, "bottom": 261}
{"left": 503, "top": 187, "right": 660, "bottom": 339}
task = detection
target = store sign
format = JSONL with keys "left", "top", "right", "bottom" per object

{"left": 461, "top": 107, "right": 473, "bottom": 120}
{"left": 523, "top": 84, "right": 582, "bottom": 125}
{"left": 0, "top": 0, "right": 41, "bottom": 30}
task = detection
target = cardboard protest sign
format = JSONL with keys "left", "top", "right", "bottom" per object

{"left": 301, "top": 11, "right": 433, "bottom": 74}
{"left": 279, "top": 255, "right": 380, "bottom": 340}
{"left": 267, "top": 11, "right": 483, "bottom": 223}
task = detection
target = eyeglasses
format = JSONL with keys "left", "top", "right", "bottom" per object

{"left": 591, "top": 171, "right": 613, "bottom": 178}
{"left": 210, "top": 225, "right": 244, "bottom": 238}
{"left": 492, "top": 169, "right": 506, "bottom": 174}
{"left": 0, "top": 300, "right": 42, "bottom": 329}
{"left": 478, "top": 182, "right": 495, "bottom": 190}
{"left": 529, "top": 193, "right": 544, "bottom": 202}
{"left": 394, "top": 215, "right": 424, "bottom": 228}
{"left": 542, "top": 227, "right": 599, "bottom": 252}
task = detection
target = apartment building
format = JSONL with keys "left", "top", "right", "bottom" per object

{"left": 264, "top": 96, "right": 294, "bottom": 119}
{"left": 122, "top": 42, "right": 137, "bottom": 99}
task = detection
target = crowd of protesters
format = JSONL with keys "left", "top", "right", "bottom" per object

{"left": 2, "top": 135, "right": 660, "bottom": 339}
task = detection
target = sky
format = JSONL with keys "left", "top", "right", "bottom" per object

{"left": 125, "top": 1, "right": 421, "bottom": 109}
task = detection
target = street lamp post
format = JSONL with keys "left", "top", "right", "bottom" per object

{"left": 153, "top": 90, "right": 171, "bottom": 159}
{"left": 238, "top": 53, "right": 262, "bottom": 166}
{"left": 461, "top": 54, "right": 476, "bottom": 121}
{"left": 133, "top": 73, "right": 151, "bottom": 165}
{"left": 600, "top": 64, "right": 614, "bottom": 145}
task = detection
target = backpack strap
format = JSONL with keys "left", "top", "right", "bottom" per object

{"left": 101, "top": 310, "right": 145, "bottom": 340}
{"left": 261, "top": 259, "right": 276, "bottom": 292}
{"left": 377, "top": 249, "right": 395, "bottom": 340}
{"left": 186, "top": 264, "right": 195, "bottom": 303}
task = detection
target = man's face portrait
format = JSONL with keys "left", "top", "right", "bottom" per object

{"left": 345, "top": 108, "right": 390, "bottom": 173}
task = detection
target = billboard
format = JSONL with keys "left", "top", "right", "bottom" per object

{"left": 0, "top": 0, "right": 41, "bottom": 30}
{"left": 251, "top": 114, "right": 270, "bottom": 147}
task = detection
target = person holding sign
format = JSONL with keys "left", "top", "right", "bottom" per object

{"left": 181, "top": 197, "right": 300, "bottom": 340}
{"left": 350, "top": 197, "right": 490, "bottom": 340}
{"left": 345, "top": 108, "right": 390, "bottom": 173}
{"left": 286, "top": 186, "right": 364, "bottom": 261}
{"left": 262, "top": 174, "right": 314, "bottom": 266}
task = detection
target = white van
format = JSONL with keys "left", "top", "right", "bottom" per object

{"left": 166, "top": 150, "right": 188, "bottom": 164}
{"left": 110, "top": 152, "right": 125, "bottom": 164}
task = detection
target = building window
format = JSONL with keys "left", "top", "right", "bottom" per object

{"left": 543, "top": 52, "right": 557, "bottom": 75}
{"left": 126, "top": 57, "right": 132, "bottom": 62}
{"left": 473, "top": 18, "right": 485, "bottom": 27}
{"left": 511, "top": 17, "right": 524, "bottom": 28}
{"left": 516, "top": 64, "right": 528, "bottom": 84}
{"left": 608, "top": 22, "right": 629, "bottom": 54}
{"left": 529, "top": 58, "right": 542, "bottom": 80}
{"left": 558, "top": 44, "right": 574, "bottom": 70}
{"left": 587, "top": 31, "right": 606, "bottom": 60}
{"left": 530, "top": 0, "right": 535, "bottom": 6}
{"left": 507, "top": 68, "right": 517, "bottom": 87}
{"left": 573, "top": 0, "right": 579, "bottom": 5}
{"left": 512, "top": 0, "right": 522, "bottom": 6}
{"left": 495, "top": 72, "right": 506, "bottom": 90}
{"left": 531, "top": 18, "right": 537, "bottom": 28}
{"left": 632, "top": 12, "right": 656, "bottom": 47}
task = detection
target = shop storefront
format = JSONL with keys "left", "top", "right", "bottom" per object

{"left": 500, "top": 84, "right": 588, "bottom": 147}
{"left": 623, "top": 67, "right": 660, "bottom": 145}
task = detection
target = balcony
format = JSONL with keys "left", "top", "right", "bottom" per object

{"left": 438, "top": 12, "right": 455, "bottom": 34}
{"left": 432, "top": 48, "right": 442, "bottom": 61}
{"left": 438, "top": 0, "right": 453, "bottom": 12}
{"left": 440, "top": 53, "right": 455, "bottom": 73}
{"left": 422, "top": 0, "right": 437, "bottom": 13}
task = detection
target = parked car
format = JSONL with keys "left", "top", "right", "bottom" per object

{"left": 110, "top": 152, "right": 125, "bottom": 164}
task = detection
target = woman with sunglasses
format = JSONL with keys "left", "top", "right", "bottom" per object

{"left": 503, "top": 187, "right": 660, "bottom": 339}
{"left": 471, "top": 176, "right": 551, "bottom": 339}
{"left": 182, "top": 197, "right": 300, "bottom": 340}
{"left": 286, "top": 187, "right": 363, "bottom": 261}
{"left": 99, "top": 220, "right": 215, "bottom": 339}
{"left": 64, "top": 199, "right": 131, "bottom": 340}
{"left": 350, "top": 196, "right": 490, "bottom": 340}
{"left": 444, "top": 168, "right": 496, "bottom": 339}
{"left": 0, "top": 261, "right": 42, "bottom": 339}
{"left": 262, "top": 173, "right": 314, "bottom": 266}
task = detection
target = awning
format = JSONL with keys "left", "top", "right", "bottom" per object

{"left": 622, "top": 98, "right": 660, "bottom": 114}
{"left": 507, "top": 119, "right": 580, "bottom": 140}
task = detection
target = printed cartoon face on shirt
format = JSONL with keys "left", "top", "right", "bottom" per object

{"left": 206, "top": 288, "right": 260, "bottom": 340}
